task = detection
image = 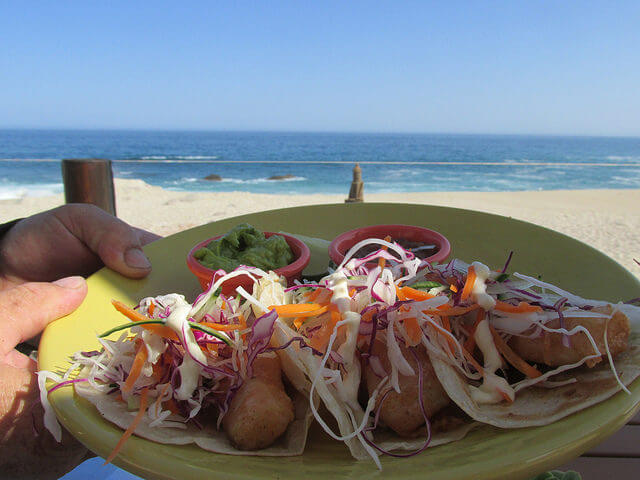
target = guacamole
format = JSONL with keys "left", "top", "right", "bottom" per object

{"left": 193, "top": 223, "right": 294, "bottom": 272}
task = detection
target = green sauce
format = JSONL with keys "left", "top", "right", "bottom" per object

{"left": 193, "top": 223, "right": 294, "bottom": 272}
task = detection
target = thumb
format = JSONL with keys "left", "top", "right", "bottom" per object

{"left": 61, "top": 205, "right": 154, "bottom": 279}
{"left": 0, "top": 277, "right": 87, "bottom": 358}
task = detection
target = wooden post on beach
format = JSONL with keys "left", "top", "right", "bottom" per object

{"left": 61, "top": 158, "right": 117, "bottom": 215}
{"left": 345, "top": 163, "right": 364, "bottom": 203}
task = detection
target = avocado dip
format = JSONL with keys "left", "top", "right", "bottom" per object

{"left": 193, "top": 223, "right": 294, "bottom": 272}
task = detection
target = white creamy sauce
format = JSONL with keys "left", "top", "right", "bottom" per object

{"left": 490, "top": 312, "right": 542, "bottom": 335}
{"left": 141, "top": 329, "right": 167, "bottom": 377}
{"left": 325, "top": 271, "right": 364, "bottom": 413}
{"left": 470, "top": 373, "right": 515, "bottom": 404}
{"left": 471, "top": 261, "right": 496, "bottom": 311}
{"left": 328, "top": 271, "right": 352, "bottom": 314}
{"left": 474, "top": 319, "right": 503, "bottom": 372}
{"left": 471, "top": 318, "right": 515, "bottom": 404}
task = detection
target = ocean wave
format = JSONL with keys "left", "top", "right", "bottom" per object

{"left": 0, "top": 182, "right": 63, "bottom": 200}
{"left": 611, "top": 174, "right": 640, "bottom": 187}
{"left": 220, "top": 176, "right": 306, "bottom": 184}
{"left": 0, "top": 158, "right": 60, "bottom": 162}
{"left": 606, "top": 155, "right": 640, "bottom": 162}
{"left": 503, "top": 158, "right": 536, "bottom": 164}
{"left": 139, "top": 155, "right": 219, "bottom": 160}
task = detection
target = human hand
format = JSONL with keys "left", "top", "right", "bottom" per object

{"left": 0, "top": 204, "right": 161, "bottom": 289}
{"left": 0, "top": 276, "right": 90, "bottom": 479}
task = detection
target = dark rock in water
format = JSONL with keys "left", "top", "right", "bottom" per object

{"left": 204, "top": 174, "right": 222, "bottom": 181}
{"left": 268, "top": 174, "right": 295, "bottom": 180}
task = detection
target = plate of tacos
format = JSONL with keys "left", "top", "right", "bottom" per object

{"left": 38, "top": 203, "right": 640, "bottom": 480}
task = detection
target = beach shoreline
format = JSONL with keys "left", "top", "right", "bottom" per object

{"left": 2, "top": 178, "right": 639, "bottom": 278}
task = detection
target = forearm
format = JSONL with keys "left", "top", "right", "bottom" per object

{"left": 0, "top": 364, "right": 89, "bottom": 479}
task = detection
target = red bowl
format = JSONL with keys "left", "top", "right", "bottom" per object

{"left": 329, "top": 224, "right": 451, "bottom": 266}
{"left": 187, "top": 232, "right": 311, "bottom": 295}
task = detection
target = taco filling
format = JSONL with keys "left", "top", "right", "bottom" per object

{"left": 260, "top": 237, "right": 640, "bottom": 467}
{"left": 40, "top": 236, "right": 640, "bottom": 469}
{"left": 41, "top": 267, "right": 314, "bottom": 462}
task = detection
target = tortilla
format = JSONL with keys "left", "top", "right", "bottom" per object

{"left": 375, "top": 421, "right": 479, "bottom": 452}
{"left": 427, "top": 329, "right": 640, "bottom": 428}
{"left": 75, "top": 372, "right": 314, "bottom": 457}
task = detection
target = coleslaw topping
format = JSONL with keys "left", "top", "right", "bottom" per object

{"left": 39, "top": 237, "right": 639, "bottom": 468}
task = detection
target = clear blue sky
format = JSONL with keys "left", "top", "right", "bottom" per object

{"left": 1, "top": 1, "right": 639, "bottom": 136}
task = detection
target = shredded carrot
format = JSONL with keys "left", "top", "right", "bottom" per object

{"left": 200, "top": 321, "right": 245, "bottom": 332}
{"left": 313, "top": 288, "right": 333, "bottom": 305}
{"left": 271, "top": 303, "right": 328, "bottom": 318}
{"left": 462, "top": 347, "right": 484, "bottom": 375}
{"left": 440, "top": 316, "right": 460, "bottom": 352}
{"left": 112, "top": 299, "right": 148, "bottom": 322}
{"left": 104, "top": 387, "right": 149, "bottom": 465}
{"left": 449, "top": 284, "right": 458, "bottom": 293}
{"left": 310, "top": 310, "right": 341, "bottom": 352}
{"left": 121, "top": 341, "right": 148, "bottom": 394}
{"left": 460, "top": 266, "right": 476, "bottom": 301}
{"left": 293, "top": 316, "right": 306, "bottom": 329}
{"left": 441, "top": 315, "right": 452, "bottom": 332}
{"left": 395, "top": 285, "right": 407, "bottom": 301}
{"left": 377, "top": 235, "right": 392, "bottom": 270}
{"left": 307, "top": 288, "right": 322, "bottom": 302}
{"left": 494, "top": 300, "right": 542, "bottom": 314}
{"left": 360, "top": 309, "right": 376, "bottom": 323}
{"left": 111, "top": 299, "right": 178, "bottom": 341}
{"left": 489, "top": 324, "right": 542, "bottom": 378}
{"left": 463, "top": 309, "right": 486, "bottom": 353}
{"left": 143, "top": 324, "right": 180, "bottom": 341}
{"left": 401, "top": 286, "right": 435, "bottom": 301}
{"left": 148, "top": 302, "right": 155, "bottom": 316}
{"left": 402, "top": 316, "right": 422, "bottom": 346}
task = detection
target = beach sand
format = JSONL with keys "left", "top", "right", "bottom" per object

{"left": 2, "top": 178, "right": 639, "bottom": 278}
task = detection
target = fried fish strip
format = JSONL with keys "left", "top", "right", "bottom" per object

{"left": 509, "top": 305, "right": 630, "bottom": 368}
{"left": 364, "top": 342, "right": 450, "bottom": 437}
{"left": 222, "top": 354, "right": 295, "bottom": 450}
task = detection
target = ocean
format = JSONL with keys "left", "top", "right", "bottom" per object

{"left": 1, "top": 129, "right": 639, "bottom": 200}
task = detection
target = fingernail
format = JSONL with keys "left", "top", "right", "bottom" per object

{"left": 125, "top": 248, "right": 151, "bottom": 269}
{"left": 53, "top": 276, "right": 86, "bottom": 289}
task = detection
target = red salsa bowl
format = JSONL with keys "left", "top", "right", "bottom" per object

{"left": 328, "top": 224, "right": 451, "bottom": 267}
{"left": 187, "top": 231, "right": 311, "bottom": 295}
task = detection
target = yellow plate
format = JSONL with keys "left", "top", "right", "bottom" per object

{"left": 39, "top": 203, "right": 640, "bottom": 480}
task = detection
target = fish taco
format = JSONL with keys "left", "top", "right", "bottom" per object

{"left": 42, "top": 267, "right": 314, "bottom": 463}
{"left": 421, "top": 259, "right": 640, "bottom": 428}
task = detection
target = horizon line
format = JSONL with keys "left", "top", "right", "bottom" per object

{"left": 1, "top": 127, "right": 639, "bottom": 140}
{"left": 2, "top": 158, "right": 638, "bottom": 167}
